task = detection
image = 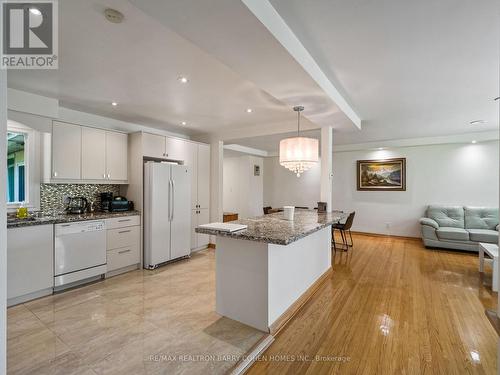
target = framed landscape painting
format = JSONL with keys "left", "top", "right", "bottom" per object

{"left": 357, "top": 158, "right": 406, "bottom": 191}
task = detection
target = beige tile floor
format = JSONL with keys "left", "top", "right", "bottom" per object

{"left": 7, "top": 249, "right": 265, "bottom": 375}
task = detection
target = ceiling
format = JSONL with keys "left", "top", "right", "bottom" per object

{"left": 270, "top": 0, "right": 500, "bottom": 144}
{"left": 227, "top": 129, "right": 320, "bottom": 153}
{"left": 7, "top": 0, "right": 499, "bottom": 145}
{"left": 7, "top": 0, "right": 355, "bottom": 138}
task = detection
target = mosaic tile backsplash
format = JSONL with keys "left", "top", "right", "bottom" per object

{"left": 40, "top": 184, "right": 121, "bottom": 213}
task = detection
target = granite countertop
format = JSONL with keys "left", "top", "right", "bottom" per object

{"left": 7, "top": 210, "right": 141, "bottom": 229}
{"left": 195, "top": 209, "right": 348, "bottom": 245}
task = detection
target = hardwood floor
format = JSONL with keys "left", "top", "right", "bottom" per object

{"left": 248, "top": 234, "right": 498, "bottom": 375}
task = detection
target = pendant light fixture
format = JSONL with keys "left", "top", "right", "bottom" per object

{"left": 279, "top": 106, "right": 319, "bottom": 177}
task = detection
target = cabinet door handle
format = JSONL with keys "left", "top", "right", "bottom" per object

{"left": 107, "top": 173, "right": 111, "bottom": 179}
{"left": 118, "top": 230, "right": 131, "bottom": 234}
{"left": 103, "top": 173, "right": 106, "bottom": 179}
{"left": 118, "top": 249, "right": 131, "bottom": 254}
{"left": 53, "top": 171, "right": 58, "bottom": 177}
{"left": 118, "top": 219, "right": 131, "bottom": 222}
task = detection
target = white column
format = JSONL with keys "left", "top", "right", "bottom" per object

{"left": 210, "top": 140, "right": 224, "bottom": 223}
{"left": 0, "top": 69, "right": 7, "bottom": 373}
{"left": 320, "top": 126, "right": 333, "bottom": 212}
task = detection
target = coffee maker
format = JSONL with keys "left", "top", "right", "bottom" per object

{"left": 100, "top": 192, "right": 113, "bottom": 212}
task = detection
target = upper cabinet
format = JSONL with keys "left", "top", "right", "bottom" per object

{"left": 165, "top": 137, "right": 187, "bottom": 161}
{"left": 142, "top": 133, "right": 189, "bottom": 161}
{"left": 105, "top": 131, "right": 128, "bottom": 181}
{"left": 82, "top": 127, "right": 106, "bottom": 180}
{"left": 142, "top": 133, "right": 166, "bottom": 159}
{"left": 51, "top": 121, "right": 128, "bottom": 183}
{"left": 52, "top": 121, "right": 81, "bottom": 180}
{"left": 139, "top": 132, "right": 210, "bottom": 211}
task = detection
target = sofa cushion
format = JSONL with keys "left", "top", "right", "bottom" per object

{"left": 427, "top": 206, "right": 464, "bottom": 228}
{"left": 464, "top": 207, "right": 499, "bottom": 230}
{"left": 436, "top": 227, "right": 469, "bottom": 241}
{"left": 467, "top": 229, "right": 499, "bottom": 243}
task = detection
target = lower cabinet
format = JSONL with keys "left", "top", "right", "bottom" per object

{"left": 105, "top": 216, "right": 140, "bottom": 275}
{"left": 191, "top": 208, "right": 210, "bottom": 250}
{"left": 7, "top": 225, "right": 53, "bottom": 306}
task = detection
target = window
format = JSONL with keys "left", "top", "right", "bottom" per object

{"left": 6, "top": 131, "right": 27, "bottom": 204}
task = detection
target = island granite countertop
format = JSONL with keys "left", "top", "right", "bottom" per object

{"left": 195, "top": 209, "right": 348, "bottom": 245}
{"left": 7, "top": 210, "right": 141, "bottom": 229}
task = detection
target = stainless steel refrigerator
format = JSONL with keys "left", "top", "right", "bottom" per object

{"left": 144, "top": 161, "right": 191, "bottom": 268}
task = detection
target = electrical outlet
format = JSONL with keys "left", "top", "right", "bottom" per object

{"left": 385, "top": 222, "right": 391, "bottom": 229}
{"left": 62, "top": 195, "right": 70, "bottom": 204}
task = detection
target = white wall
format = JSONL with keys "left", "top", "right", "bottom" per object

{"left": 264, "top": 156, "right": 321, "bottom": 210}
{"left": 223, "top": 155, "right": 263, "bottom": 218}
{"left": 333, "top": 141, "right": 500, "bottom": 237}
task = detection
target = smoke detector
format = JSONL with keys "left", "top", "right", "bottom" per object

{"left": 104, "top": 8, "right": 124, "bottom": 24}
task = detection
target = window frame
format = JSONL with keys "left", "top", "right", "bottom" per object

{"left": 6, "top": 125, "right": 31, "bottom": 209}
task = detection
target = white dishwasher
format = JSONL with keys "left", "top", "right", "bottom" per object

{"left": 54, "top": 220, "right": 107, "bottom": 289}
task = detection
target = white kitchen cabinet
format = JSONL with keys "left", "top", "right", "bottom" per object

{"left": 7, "top": 225, "right": 54, "bottom": 306}
{"left": 107, "top": 226, "right": 140, "bottom": 250}
{"left": 82, "top": 127, "right": 106, "bottom": 180}
{"left": 191, "top": 210, "right": 198, "bottom": 250}
{"left": 183, "top": 142, "right": 199, "bottom": 210}
{"left": 197, "top": 144, "right": 210, "bottom": 209}
{"left": 106, "top": 131, "right": 128, "bottom": 181}
{"left": 191, "top": 208, "right": 210, "bottom": 250}
{"left": 51, "top": 121, "right": 128, "bottom": 183}
{"left": 142, "top": 132, "right": 166, "bottom": 159}
{"left": 165, "top": 137, "right": 187, "bottom": 161}
{"left": 52, "top": 121, "right": 81, "bottom": 180}
{"left": 106, "top": 215, "right": 140, "bottom": 276}
{"left": 184, "top": 143, "right": 210, "bottom": 211}
{"left": 106, "top": 215, "right": 140, "bottom": 229}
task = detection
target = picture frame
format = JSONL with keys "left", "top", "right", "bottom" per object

{"left": 356, "top": 158, "right": 406, "bottom": 191}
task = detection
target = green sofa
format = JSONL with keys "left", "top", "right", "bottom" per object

{"left": 419, "top": 205, "right": 499, "bottom": 251}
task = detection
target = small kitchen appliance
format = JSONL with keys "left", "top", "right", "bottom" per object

{"left": 100, "top": 192, "right": 113, "bottom": 211}
{"left": 110, "top": 196, "right": 131, "bottom": 212}
{"left": 66, "top": 197, "right": 88, "bottom": 214}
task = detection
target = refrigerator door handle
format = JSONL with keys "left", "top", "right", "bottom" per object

{"left": 168, "top": 179, "right": 173, "bottom": 221}
{"left": 171, "top": 179, "right": 175, "bottom": 221}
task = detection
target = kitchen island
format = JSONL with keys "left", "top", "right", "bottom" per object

{"left": 196, "top": 210, "right": 347, "bottom": 332}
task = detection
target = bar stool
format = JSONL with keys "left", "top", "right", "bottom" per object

{"left": 332, "top": 212, "right": 355, "bottom": 253}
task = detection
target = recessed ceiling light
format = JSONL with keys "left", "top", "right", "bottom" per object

{"left": 469, "top": 120, "right": 486, "bottom": 125}
{"left": 29, "top": 8, "right": 41, "bottom": 16}
{"left": 246, "top": 108, "right": 253, "bottom": 113}
{"left": 111, "top": 102, "right": 118, "bottom": 106}
{"left": 471, "top": 140, "right": 477, "bottom": 144}
{"left": 181, "top": 121, "right": 187, "bottom": 126}
{"left": 178, "top": 76, "right": 189, "bottom": 83}
{"left": 377, "top": 147, "right": 385, "bottom": 150}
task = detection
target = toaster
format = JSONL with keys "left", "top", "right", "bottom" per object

{"left": 110, "top": 196, "right": 131, "bottom": 212}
